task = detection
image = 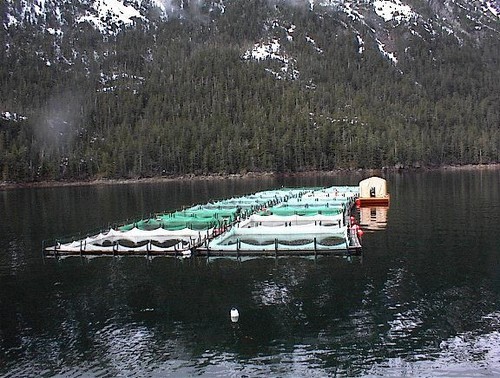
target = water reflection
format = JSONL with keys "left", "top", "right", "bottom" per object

{"left": 1, "top": 169, "right": 500, "bottom": 376}
{"left": 367, "top": 312, "right": 500, "bottom": 376}
{"left": 253, "top": 280, "right": 291, "bottom": 306}
{"left": 359, "top": 206, "right": 388, "bottom": 231}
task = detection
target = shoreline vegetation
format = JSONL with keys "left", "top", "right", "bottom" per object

{"left": 1, "top": 164, "right": 498, "bottom": 191}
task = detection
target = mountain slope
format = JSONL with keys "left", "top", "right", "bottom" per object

{"left": 1, "top": 0, "right": 499, "bottom": 181}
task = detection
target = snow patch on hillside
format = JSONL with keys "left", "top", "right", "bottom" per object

{"left": 243, "top": 39, "right": 282, "bottom": 61}
{"left": 357, "top": 34, "right": 365, "bottom": 54}
{"left": 373, "top": 0, "right": 416, "bottom": 23}
{"left": 306, "top": 35, "right": 324, "bottom": 53}
{"left": 4, "top": 0, "right": 64, "bottom": 27}
{"left": 77, "top": 0, "right": 146, "bottom": 34}
{"left": 98, "top": 72, "right": 145, "bottom": 93}
{"left": 1, "top": 112, "right": 27, "bottom": 122}
{"left": 242, "top": 39, "right": 299, "bottom": 80}
{"left": 376, "top": 38, "right": 398, "bottom": 64}
{"left": 483, "top": 0, "right": 500, "bottom": 17}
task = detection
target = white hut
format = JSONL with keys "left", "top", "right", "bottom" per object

{"left": 357, "top": 176, "right": 390, "bottom": 206}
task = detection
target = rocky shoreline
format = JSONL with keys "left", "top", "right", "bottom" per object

{"left": 1, "top": 164, "right": 498, "bottom": 191}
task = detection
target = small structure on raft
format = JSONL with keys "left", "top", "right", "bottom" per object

{"left": 355, "top": 176, "right": 390, "bottom": 207}
{"left": 43, "top": 185, "right": 365, "bottom": 259}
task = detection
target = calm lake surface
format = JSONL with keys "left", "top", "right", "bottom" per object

{"left": 1, "top": 169, "right": 499, "bottom": 377}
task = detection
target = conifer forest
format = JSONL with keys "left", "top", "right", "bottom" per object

{"left": 1, "top": 0, "right": 499, "bottom": 182}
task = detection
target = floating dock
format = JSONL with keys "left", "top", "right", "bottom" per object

{"left": 356, "top": 176, "right": 390, "bottom": 207}
{"left": 43, "top": 186, "right": 362, "bottom": 258}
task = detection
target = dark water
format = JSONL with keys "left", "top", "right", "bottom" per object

{"left": 1, "top": 169, "right": 499, "bottom": 377}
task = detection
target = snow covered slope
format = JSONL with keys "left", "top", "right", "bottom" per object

{"left": 2, "top": 0, "right": 499, "bottom": 75}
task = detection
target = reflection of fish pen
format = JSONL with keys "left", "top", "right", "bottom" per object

{"left": 43, "top": 186, "right": 362, "bottom": 258}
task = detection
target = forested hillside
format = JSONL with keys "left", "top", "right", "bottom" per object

{"left": 1, "top": 0, "right": 499, "bottom": 182}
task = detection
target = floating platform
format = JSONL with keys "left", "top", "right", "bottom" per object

{"left": 356, "top": 176, "right": 390, "bottom": 207}
{"left": 43, "top": 186, "right": 362, "bottom": 258}
{"left": 356, "top": 195, "right": 390, "bottom": 207}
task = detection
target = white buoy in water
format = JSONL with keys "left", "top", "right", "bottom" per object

{"left": 230, "top": 307, "right": 239, "bottom": 323}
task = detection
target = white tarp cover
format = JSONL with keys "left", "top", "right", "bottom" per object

{"left": 248, "top": 213, "right": 343, "bottom": 226}
{"left": 208, "top": 224, "right": 348, "bottom": 251}
{"left": 228, "top": 224, "right": 346, "bottom": 237}
{"left": 54, "top": 227, "right": 215, "bottom": 253}
{"left": 359, "top": 176, "right": 387, "bottom": 198}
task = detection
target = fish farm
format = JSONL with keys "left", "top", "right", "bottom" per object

{"left": 43, "top": 186, "right": 363, "bottom": 258}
